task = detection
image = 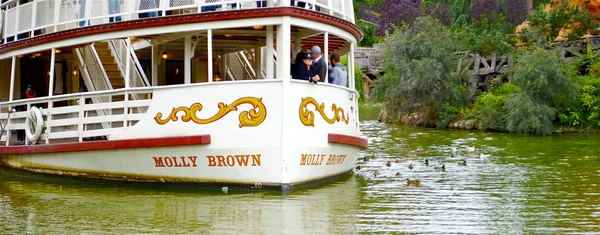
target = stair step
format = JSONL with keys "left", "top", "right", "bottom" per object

{"left": 106, "top": 71, "right": 122, "bottom": 78}
{"left": 103, "top": 64, "right": 119, "bottom": 72}
{"left": 99, "top": 57, "right": 115, "bottom": 64}
{"left": 95, "top": 49, "right": 112, "bottom": 56}
{"left": 94, "top": 42, "right": 109, "bottom": 49}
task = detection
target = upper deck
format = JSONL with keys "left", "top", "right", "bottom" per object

{"left": 1, "top": 0, "right": 355, "bottom": 45}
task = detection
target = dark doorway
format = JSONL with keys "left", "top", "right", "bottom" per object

{"left": 19, "top": 57, "right": 50, "bottom": 98}
{"left": 165, "top": 60, "right": 184, "bottom": 85}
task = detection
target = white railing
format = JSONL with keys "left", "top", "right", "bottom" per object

{"left": 1, "top": 0, "right": 354, "bottom": 43}
{"left": 0, "top": 88, "right": 153, "bottom": 145}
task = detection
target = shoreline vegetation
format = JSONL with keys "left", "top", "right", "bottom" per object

{"left": 355, "top": 0, "right": 600, "bottom": 135}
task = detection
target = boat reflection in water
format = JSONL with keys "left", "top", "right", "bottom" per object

{"left": 0, "top": 170, "right": 360, "bottom": 234}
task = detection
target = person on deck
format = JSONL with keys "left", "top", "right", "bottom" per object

{"left": 15, "top": 85, "right": 36, "bottom": 145}
{"left": 291, "top": 52, "right": 305, "bottom": 79}
{"left": 328, "top": 53, "right": 347, "bottom": 87}
{"left": 294, "top": 53, "right": 318, "bottom": 83}
{"left": 310, "top": 45, "right": 327, "bottom": 83}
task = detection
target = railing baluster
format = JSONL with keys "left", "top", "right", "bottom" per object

{"left": 78, "top": 95, "right": 84, "bottom": 142}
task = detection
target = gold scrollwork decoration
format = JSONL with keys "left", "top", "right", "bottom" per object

{"left": 299, "top": 97, "right": 349, "bottom": 127}
{"left": 154, "top": 97, "right": 267, "bottom": 128}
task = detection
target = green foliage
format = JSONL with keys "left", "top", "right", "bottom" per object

{"left": 374, "top": 16, "right": 470, "bottom": 126}
{"left": 523, "top": 0, "right": 599, "bottom": 44}
{"left": 341, "top": 56, "right": 365, "bottom": 101}
{"left": 472, "top": 83, "right": 516, "bottom": 130}
{"left": 357, "top": 21, "right": 382, "bottom": 47}
{"left": 503, "top": 91, "right": 556, "bottom": 135}
{"left": 558, "top": 75, "right": 600, "bottom": 130}
{"left": 453, "top": 14, "right": 516, "bottom": 56}
{"left": 509, "top": 48, "right": 578, "bottom": 107}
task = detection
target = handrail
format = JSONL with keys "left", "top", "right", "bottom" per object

{"left": 239, "top": 51, "right": 256, "bottom": 78}
{"left": 226, "top": 67, "right": 237, "bottom": 81}
{"left": 131, "top": 47, "right": 151, "bottom": 87}
{"left": 90, "top": 43, "right": 114, "bottom": 90}
{"left": 0, "top": 79, "right": 284, "bottom": 107}
{"left": 235, "top": 51, "right": 256, "bottom": 80}
{"left": 0, "top": 0, "right": 354, "bottom": 43}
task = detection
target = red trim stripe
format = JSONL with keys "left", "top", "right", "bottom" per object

{"left": 0, "top": 135, "right": 211, "bottom": 155}
{"left": 328, "top": 133, "right": 368, "bottom": 149}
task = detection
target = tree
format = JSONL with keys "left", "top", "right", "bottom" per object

{"left": 374, "top": 16, "right": 470, "bottom": 127}
{"left": 376, "top": 0, "right": 421, "bottom": 35}
{"left": 524, "top": 0, "right": 599, "bottom": 43}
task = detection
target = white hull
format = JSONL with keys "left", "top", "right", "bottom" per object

{"left": 0, "top": 2, "right": 365, "bottom": 191}
{"left": 0, "top": 81, "right": 365, "bottom": 190}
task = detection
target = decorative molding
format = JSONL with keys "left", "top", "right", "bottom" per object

{"left": 154, "top": 97, "right": 267, "bottom": 128}
{"left": 299, "top": 97, "right": 349, "bottom": 127}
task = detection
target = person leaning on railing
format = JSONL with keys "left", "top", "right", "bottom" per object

{"left": 310, "top": 46, "right": 327, "bottom": 83}
{"left": 328, "top": 53, "right": 347, "bottom": 87}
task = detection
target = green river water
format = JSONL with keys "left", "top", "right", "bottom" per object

{"left": 0, "top": 103, "right": 598, "bottom": 234}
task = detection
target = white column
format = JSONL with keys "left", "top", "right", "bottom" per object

{"left": 276, "top": 20, "right": 291, "bottom": 79}
{"left": 184, "top": 35, "right": 191, "bottom": 84}
{"left": 9, "top": 56, "right": 16, "bottom": 101}
{"left": 266, "top": 26, "right": 273, "bottom": 79}
{"left": 349, "top": 42, "right": 355, "bottom": 89}
{"left": 324, "top": 32, "right": 329, "bottom": 83}
{"left": 47, "top": 48, "right": 57, "bottom": 145}
{"left": 125, "top": 37, "right": 132, "bottom": 88}
{"left": 278, "top": 16, "right": 292, "bottom": 188}
{"left": 207, "top": 29, "right": 213, "bottom": 82}
{"left": 151, "top": 44, "right": 158, "bottom": 86}
{"left": 7, "top": 56, "right": 16, "bottom": 146}
{"left": 48, "top": 48, "right": 56, "bottom": 96}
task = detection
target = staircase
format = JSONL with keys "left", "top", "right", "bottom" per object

{"left": 227, "top": 50, "right": 257, "bottom": 80}
{"left": 94, "top": 42, "right": 125, "bottom": 89}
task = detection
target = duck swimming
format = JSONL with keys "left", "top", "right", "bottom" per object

{"left": 371, "top": 153, "right": 377, "bottom": 159}
{"left": 480, "top": 153, "right": 490, "bottom": 160}
{"left": 424, "top": 159, "right": 430, "bottom": 166}
{"left": 373, "top": 170, "right": 380, "bottom": 177}
{"left": 406, "top": 178, "right": 421, "bottom": 185}
{"left": 395, "top": 172, "right": 401, "bottom": 177}
{"left": 408, "top": 163, "right": 414, "bottom": 169}
{"left": 450, "top": 152, "right": 456, "bottom": 158}
{"left": 363, "top": 157, "right": 369, "bottom": 162}
{"left": 458, "top": 160, "right": 467, "bottom": 166}
{"left": 395, "top": 159, "right": 404, "bottom": 164}
{"left": 415, "top": 148, "right": 428, "bottom": 154}
{"left": 355, "top": 165, "right": 361, "bottom": 171}
{"left": 386, "top": 161, "right": 392, "bottom": 167}
{"left": 466, "top": 145, "right": 475, "bottom": 152}
{"left": 434, "top": 165, "right": 445, "bottom": 171}
{"left": 407, "top": 153, "right": 415, "bottom": 158}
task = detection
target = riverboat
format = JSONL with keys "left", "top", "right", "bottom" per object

{"left": 0, "top": 0, "right": 365, "bottom": 191}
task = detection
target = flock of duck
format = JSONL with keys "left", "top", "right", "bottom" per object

{"left": 355, "top": 144, "right": 490, "bottom": 186}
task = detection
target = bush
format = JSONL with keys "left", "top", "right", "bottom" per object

{"left": 373, "top": 16, "right": 470, "bottom": 126}
{"left": 472, "top": 83, "right": 516, "bottom": 130}
{"left": 503, "top": 91, "right": 556, "bottom": 135}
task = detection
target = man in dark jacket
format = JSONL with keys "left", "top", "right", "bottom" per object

{"left": 310, "top": 45, "right": 327, "bottom": 83}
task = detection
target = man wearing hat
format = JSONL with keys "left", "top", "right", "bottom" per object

{"left": 296, "top": 53, "right": 318, "bottom": 83}
{"left": 310, "top": 45, "right": 328, "bottom": 83}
